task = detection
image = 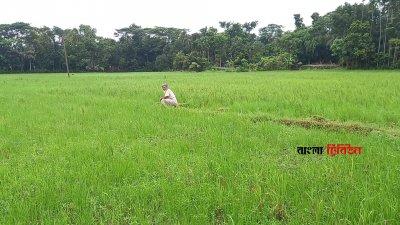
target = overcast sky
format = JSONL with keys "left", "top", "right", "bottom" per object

{"left": 1, "top": 0, "right": 363, "bottom": 38}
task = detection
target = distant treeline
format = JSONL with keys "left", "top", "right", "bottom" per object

{"left": 1, "top": 0, "right": 399, "bottom": 73}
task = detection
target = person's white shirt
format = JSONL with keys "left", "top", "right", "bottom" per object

{"left": 164, "top": 89, "right": 177, "bottom": 102}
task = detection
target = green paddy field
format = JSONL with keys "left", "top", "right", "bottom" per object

{"left": 0, "top": 70, "right": 399, "bottom": 224}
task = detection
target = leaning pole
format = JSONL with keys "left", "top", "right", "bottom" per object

{"left": 62, "top": 37, "right": 70, "bottom": 78}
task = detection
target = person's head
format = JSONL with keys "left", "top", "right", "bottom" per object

{"left": 162, "top": 83, "right": 168, "bottom": 91}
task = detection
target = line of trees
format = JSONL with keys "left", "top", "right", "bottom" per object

{"left": 1, "top": 0, "right": 399, "bottom": 73}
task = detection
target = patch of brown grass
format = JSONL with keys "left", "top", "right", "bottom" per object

{"left": 213, "top": 207, "right": 225, "bottom": 225}
{"left": 250, "top": 114, "right": 400, "bottom": 137}
{"left": 279, "top": 118, "right": 378, "bottom": 135}
{"left": 272, "top": 203, "right": 287, "bottom": 221}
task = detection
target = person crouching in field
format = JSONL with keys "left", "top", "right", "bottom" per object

{"left": 160, "top": 83, "right": 178, "bottom": 107}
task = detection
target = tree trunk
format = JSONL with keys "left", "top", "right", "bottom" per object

{"left": 370, "top": 6, "right": 374, "bottom": 36}
{"left": 388, "top": 44, "right": 391, "bottom": 67}
{"left": 20, "top": 56, "right": 24, "bottom": 71}
{"left": 378, "top": 11, "right": 382, "bottom": 54}
{"left": 361, "top": 0, "right": 365, "bottom": 21}
{"left": 383, "top": 8, "right": 390, "bottom": 55}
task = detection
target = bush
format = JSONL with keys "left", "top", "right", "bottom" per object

{"left": 257, "top": 53, "right": 296, "bottom": 70}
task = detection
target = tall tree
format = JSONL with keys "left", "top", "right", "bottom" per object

{"left": 332, "top": 20, "right": 374, "bottom": 68}
{"left": 258, "top": 24, "right": 283, "bottom": 45}
{"left": 294, "top": 14, "right": 305, "bottom": 30}
{"left": 0, "top": 22, "right": 33, "bottom": 72}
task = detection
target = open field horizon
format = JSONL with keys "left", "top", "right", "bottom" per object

{"left": 1, "top": 70, "right": 399, "bottom": 224}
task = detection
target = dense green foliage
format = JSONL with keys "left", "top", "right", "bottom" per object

{"left": 1, "top": 0, "right": 400, "bottom": 73}
{"left": 1, "top": 71, "right": 400, "bottom": 224}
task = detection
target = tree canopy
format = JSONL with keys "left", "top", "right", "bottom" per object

{"left": 1, "top": 0, "right": 399, "bottom": 73}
